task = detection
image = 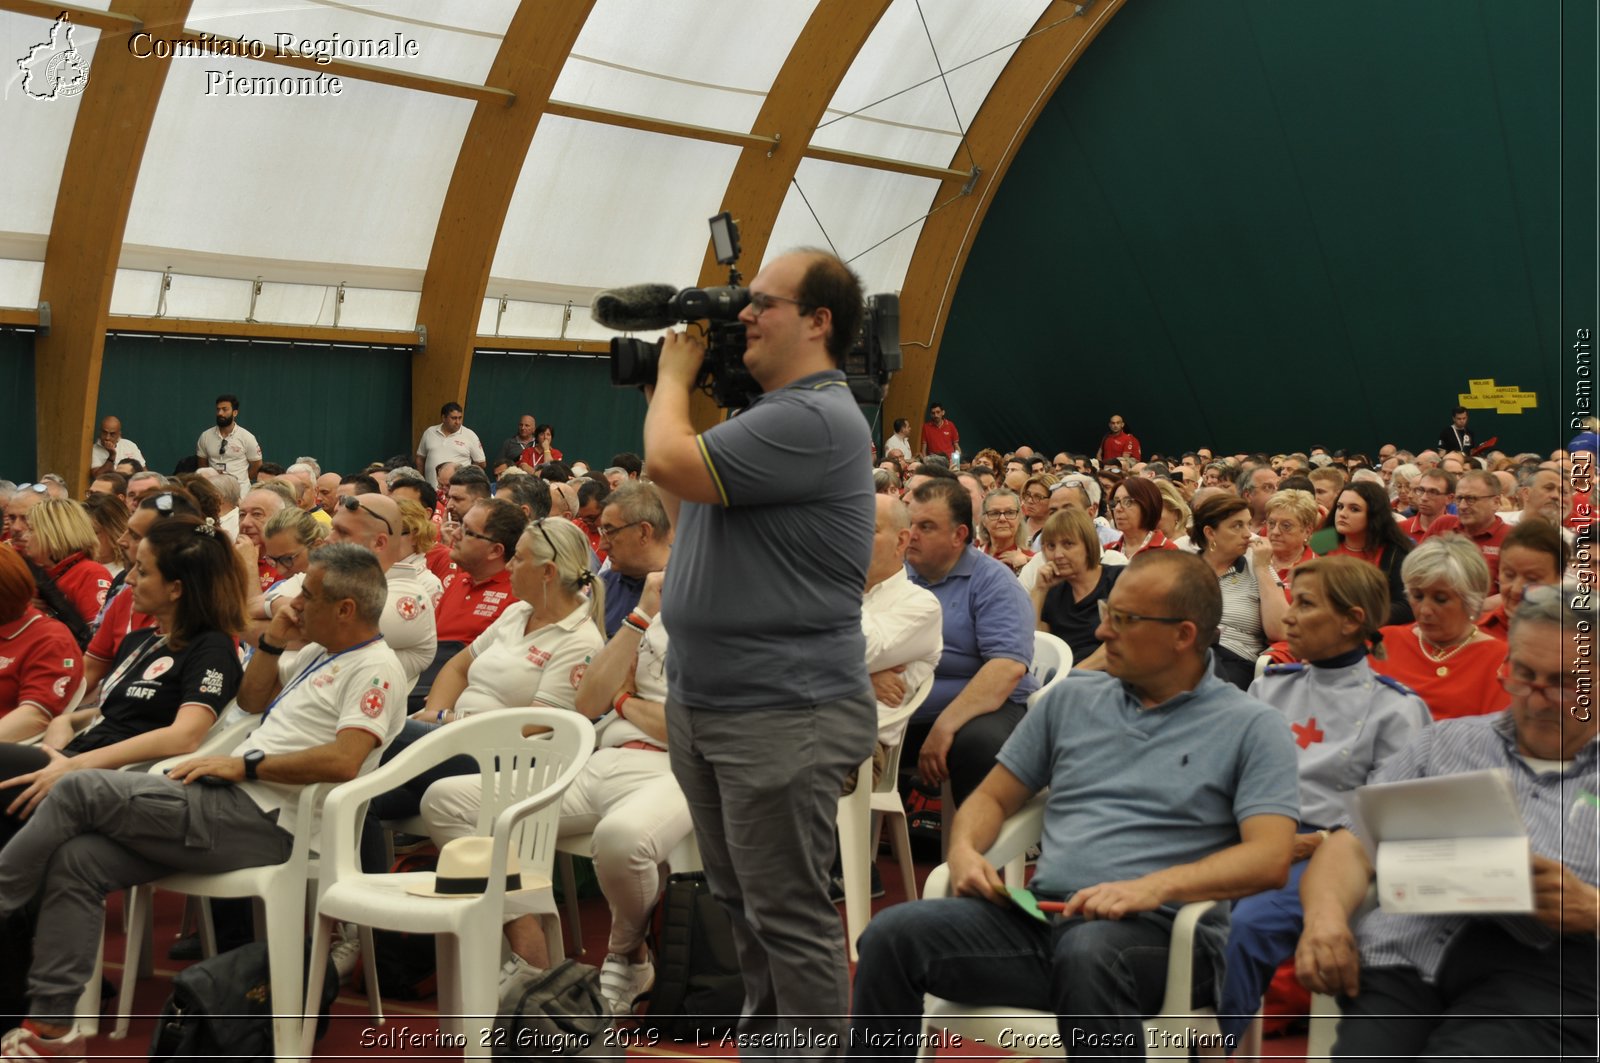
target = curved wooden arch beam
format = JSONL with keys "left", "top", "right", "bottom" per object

{"left": 887, "top": 0, "right": 1127, "bottom": 453}
{"left": 31, "top": 0, "right": 191, "bottom": 494}
{"left": 685, "top": 0, "right": 892, "bottom": 430}
{"left": 411, "top": 0, "right": 595, "bottom": 445}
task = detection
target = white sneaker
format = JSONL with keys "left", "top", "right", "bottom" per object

{"left": 0, "top": 1022, "right": 86, "bottom": 1062}
{"left": 500, "top": 956, "right": 543, "bottom": 987}
{"left": 330, "top": 922, "right": 362, "bottom": 982}
{"left": 598, "top": 952, "right": 654, "bottom": 1016}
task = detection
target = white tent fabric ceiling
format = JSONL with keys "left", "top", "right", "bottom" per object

{"left": 0, "top": 0, "right": 1054, "bottom": 335}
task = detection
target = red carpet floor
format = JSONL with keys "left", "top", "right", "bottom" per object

{"left": 74, "top": 856, "right": 1311, "bottom": 1061}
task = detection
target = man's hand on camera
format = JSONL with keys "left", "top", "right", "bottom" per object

{"left": 657, "top": 328, "right": 706, "bottom": 389}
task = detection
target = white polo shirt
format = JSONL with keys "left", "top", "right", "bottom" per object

{"left": 234, "top": 637, "right": 407, "bottom": 837}
{"left": 196, "top": 424, "right": 262, "bottom": 493}
{"left": 417, "top": 424, "right": 485, "bottom": 486}
{"left": 455, "top": 600, "right": 604, "bottom": 716}
{"left": 91, "top": 437, "right": 145, "bottom": 470}
{"left": 269, "top": 565, "right": 438, "bottom": 683}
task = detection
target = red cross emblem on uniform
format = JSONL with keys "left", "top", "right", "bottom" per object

{"left": 360, "top": 687, "right": 387, "bottom": 718}
{"left": 1292, "top": 717, "right": 1325, "bottom": 749}
{"left": 396, "top": 596, "right": 421, "bottom": 621}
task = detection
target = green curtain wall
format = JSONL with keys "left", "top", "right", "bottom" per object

{"left": 464, "top": 351, "right": 645, "bottom": 468}
{"left": 927, "top": 0, "right": 1580, "bottom": 459}
{"left": 96, "top": 335, "right": 412, "bottom": 477}
{"left": 0, "top": 331, "right": 38, "bottom": 481}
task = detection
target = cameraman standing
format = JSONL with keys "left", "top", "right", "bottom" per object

{"left": 645, "top": 249, "right": 875, "bottom": 1047}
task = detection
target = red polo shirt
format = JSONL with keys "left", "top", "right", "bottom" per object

{"left": 0, "top": 608, "right": 84, "bottom": 717}
{"left": 921, "top": 419, "right": 959, "bottom": 458}
{"left": 1397, "top": 512, "right": 1447, "bottom": 542}
{"left": 49, "top": 553, "right": 112, "bottom": 624}
{"left": 1098, "top": 432, "right": 1141, "bottom": 464}
{"left": 434, "top": 568, "right": 514, "bottom": 643}
{"left": 1418, "top": 514, "right": 1509, "bottom": 591}
{"left": 86, "top": 586, "right": 157, "bottom": 663}
{"left": 426, "top": 541, "right": 458, "bottom": 589}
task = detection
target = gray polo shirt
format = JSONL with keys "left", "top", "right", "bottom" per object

{"left": 662, "top": 369, "right": 874, "bottom": 711}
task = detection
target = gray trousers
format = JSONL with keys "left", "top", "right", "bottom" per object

{"left": 0, "top": 769, "right": 293, "bottom": 1020}
{"left": 668, "top": 692, "right": 876, "bottom": 1054}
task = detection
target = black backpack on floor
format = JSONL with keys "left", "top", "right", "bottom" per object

{"left": 637, "top": 872, "right": 743, "bottom": 1043}
{"left": 147, "top": 940, "right": 338, "bottom": 1063}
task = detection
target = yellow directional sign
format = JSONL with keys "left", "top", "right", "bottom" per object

{"left": 1458, "top": 378, "right": 1536, "bottom": 414}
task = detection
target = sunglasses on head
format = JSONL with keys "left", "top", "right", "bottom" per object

{"left": 339, "top": 496, "right": 393, "bottom": 535}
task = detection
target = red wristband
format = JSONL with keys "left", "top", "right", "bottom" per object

{"left": 612, "top": 691, "right": 633, "bottom": 719}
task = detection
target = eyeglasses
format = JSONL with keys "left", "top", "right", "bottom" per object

{"left": 1096, "top": 600, "right": 1188, "bottom": 632}
{"left": 1263, "top": 520, "right": 1303, "bottom": 533}
{"left": 339, "top": 496, "right": 393, "bottom": 535}
{"left": 267, "top": 546, "right": 305, "bottom": 570}
{"left": 747, "top": 291, "right": 811, "bottom": 316}
{"left": 985, "top": 509, "right": 1020, "bottom": 520}
{"left": 1023, "top": 493, "right": 1049, "bottom": 503}
{"left": 1455, "top": 493, "right": 1497, "bottom": 503}
{"left": 598, "top": 520, "right": 643, "bottom": 540}
{"left": 1497, "top": 664, "right": 1574, "bottom": 703}
{"left": 1111, "top": 498, "right": 1137, "bottom": 509}
{"left": 14, "top": 483, "right": 48, "bottom": 495}
{"left": 460, "top": 527, "right": 497, "bottom": 545}
{"left": 1413, "top": 487, "right": 1452, "bottom": 498}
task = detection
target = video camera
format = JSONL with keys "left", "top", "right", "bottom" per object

{"left": 592, "top": 213, "right": 901, "bottom": 411}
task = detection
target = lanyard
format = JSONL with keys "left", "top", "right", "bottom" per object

{"left": 262, "top": 635, "right": 382, "bottom": 721}
{"left": 103, "top": 631, "right": 169, "bottom": 699}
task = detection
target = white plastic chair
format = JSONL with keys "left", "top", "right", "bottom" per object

{"left": 300, "top": 709, "right": 594, "bottom": 1060}
{"left": 553, "top": 827, "right": 702, "bottom": 955}
{"left": 837, "top": 671, "right": 935, "bottom": 960}
{"left": 916, "top": 794, "right": 1226, "bottom": 1060}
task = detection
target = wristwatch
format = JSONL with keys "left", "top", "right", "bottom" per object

{"left": 242, "top": 749, "right": 266, "bottom": 782}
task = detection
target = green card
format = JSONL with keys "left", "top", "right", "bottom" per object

{"left": 1006, "top": 885, "right": 1050, "bottom": 923}
{"left": 1309, "top": 527, "right": 1342, "bottom": 555}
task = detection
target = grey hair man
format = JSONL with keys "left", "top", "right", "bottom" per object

{"left": 1296, "top": 586, "right": 1596, "bottom": 1060}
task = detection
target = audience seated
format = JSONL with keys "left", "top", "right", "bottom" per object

{"left": 1105, "top": 476, "right": 1178, "bottom": 555}
{"left": 1477, "top": 517, "right": 1569, "bottom": 639}
{"left": 14, "top": 498, "right": 113, "bottom": 644}
{"left": 977, "top": 487, "right": 1031, "bottom": 574}
{"left": 1191, "top": 495, "right": 1286, "bottom": 689}
{"left": 847, "top": 551, "right": 1299, "bottom": 1060}
{"left": 1217, "top": 557, "right": 1430, "bottom": 1040}
{"left": 0, "top": 549, "right": 83, "bottom": 745}
{"left": 1320, "top": 480, "right": 1415, "bottom": 625}
{"left": 1029, "top": 508, "right": 1120, "bottom": 670}
{"left": 1264, "top": 488, "right": 1317, "bottom": 598}
{"left": 415, "top": 517, "right": 606, "bottom": 972}
{"left": 0, "top": 516, "right": 246, "bottom": 856}
{"left": 901, "top": 478, "right": 1037, "bottom": 808}
{"left": 1296, "top": 586, "right": 1596, "bottom": 1061}
{"left": 595, "top": 483, "right": 672, "bottom": 637}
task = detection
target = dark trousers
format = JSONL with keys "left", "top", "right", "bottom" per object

{"left": 848, "top": 896, "right": 1216, "bottom": 1061}
{"left": 902, "top": 700, "right": 1027, "bottom": 808}
{"left": 358, "top": 718, "right": 476, "bottom": 873}
{"left": 1334, "top": 923, "right": 1598, "bottom": 1061}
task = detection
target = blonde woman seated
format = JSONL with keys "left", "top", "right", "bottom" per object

{"left": 410, "top": 518, "right": 606, "bottom": 970}
{"left": 391, "top": 498, "right": 445, "bottom": 605}
{"left": 1029, "top": 509, "right": 1121, "bottom": 671}
{"left": 1154, "top": 479, "right": 1191, "bottom": 551}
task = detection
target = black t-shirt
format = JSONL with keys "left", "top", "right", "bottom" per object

{"left": 67, "top": 628, "right": 241, "bottom": 754}
{"left": 1039, "top": 565, "right": 1123, "bottom": 665}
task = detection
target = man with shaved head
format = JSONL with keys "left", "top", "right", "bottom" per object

{"left": 88, "top": 415, "right": 144, "bottom": 481}
{"left": 273, "top": 493, "right": 436, "bottom": 682}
